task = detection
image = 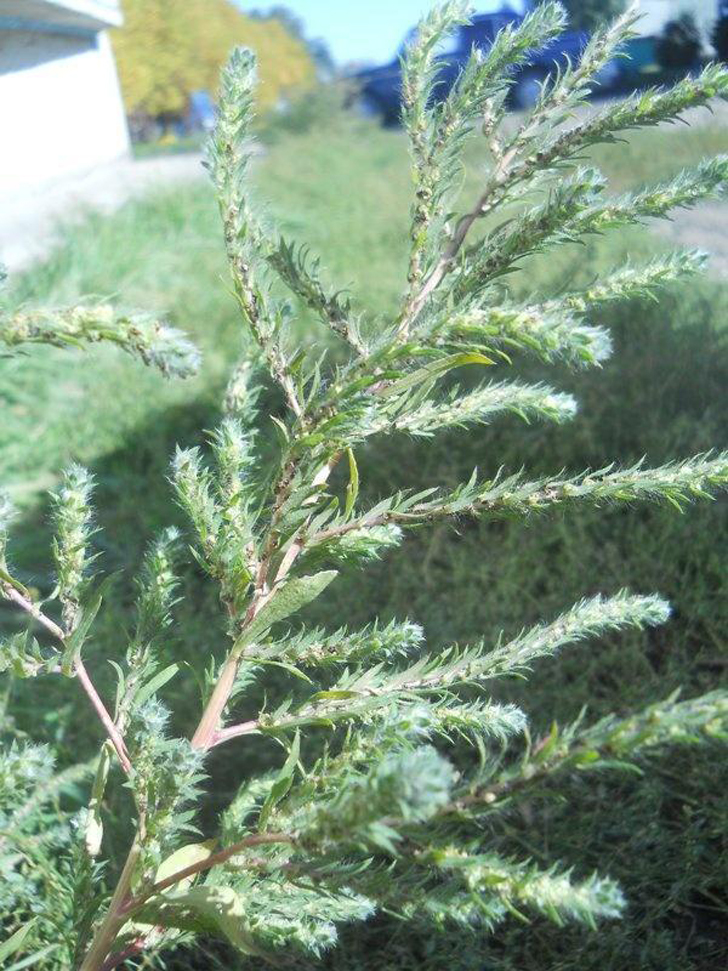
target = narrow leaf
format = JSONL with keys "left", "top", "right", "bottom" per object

{"left": 234, "top": 571, "right": 338, "bottom": 651}
{"left": 0, "top": 922, "right": 36, "bottom": 962}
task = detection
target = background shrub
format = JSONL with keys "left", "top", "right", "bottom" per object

{"left": 112, "top": 0, "right": 315, "bottom": 118}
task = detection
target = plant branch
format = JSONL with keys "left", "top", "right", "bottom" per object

{"left": 400, "top": 143, "right": 518, "bottom": 332}
{"left": 126, "top": 832, "right": 295, "bottom": 910}
{"left": 99, "top": 940, "right": 146, "bottom": 971}
{"left": 78, "top": 840, "right": 143, "bottom": 971}
{"left": 0, "top": 581, "right": 131, "bottom": 774}
{"left": 210, "top": 718, "right": 260, "bottom": 747}
{"left": 84, "top": 434, "right": 312, "bottom": 964}
{"left": 74, "top": 660, "right": 132, "bottom": 774}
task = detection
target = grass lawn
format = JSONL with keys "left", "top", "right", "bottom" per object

{"left": 1, "top": 109, "right": 727, "bottom": 970}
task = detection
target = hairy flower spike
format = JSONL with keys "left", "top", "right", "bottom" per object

{"left": 0, "top": 304, "right": 199, "bottom": 378}
{"left": 402, "top": 1, "right": 567, "bottom": 293}
{"left": 480, "top": 592, "right": 671, "bottom": 679}
{"left": 573, "top": 157, "right": 728, "bottom": 237}
{"left": 442, "top": 304, "right": 614, "bottom": 368}
{"left": 260, "top": 619, "right": 425, "bottom": 668}
{"left": 134, "top": 528, "right": 181, "bottom": 648}
{"left": 303, "top": 746, "right": 456, "bottom": 850}
{"left": 224, "top": 360, "right": 258, "bottom": 417}
{"left": 395, "top": 380, "right": 578, "bottom": 436}
{"left": 171, "top": 447, "right": 221, "bottom": 561}
{"left": 457, "top": 167, "right": 607, "bottom": 294}
{"left": 431, "top": 852, "right": 626, "bottom": 928}
{"left": 511, "top": 2, "right": 641, "bottom": 151}
{"left": 51, "top": 465, "right": 96, "bottom": 631}
{"left": 555, "top": 249, "right": 709, "bottom": 315}
{"left": 584, "top": 690, "right": 728, "bottom": 753}
{"left": 207, "top": 47, "right": 304, "bottom": 417}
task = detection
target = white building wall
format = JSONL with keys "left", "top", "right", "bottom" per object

{"left": 0, "top": 23, "right": 129, "bottom": 198}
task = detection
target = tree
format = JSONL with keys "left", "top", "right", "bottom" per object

{"left": 2, "top": 3, "right": 728, "bottom": 969}
{"left": 250, "top": 5, "right": 336, "bottom": 76}
{"left": 112, "top": 0, "right": 315, "bottom": 117}
{"left": 713, "top": 14, "right": 728, "bottom": 62}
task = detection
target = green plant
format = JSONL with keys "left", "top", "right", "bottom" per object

{"left": 2, "top": 3, "right": 728, "bottom": 968}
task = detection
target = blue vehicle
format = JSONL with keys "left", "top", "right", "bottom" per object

{"left": 351, "top": 7, "right": 621, "bottom": 124}
{"left": 187, "top": 90, "right": 217, "bottom": 134}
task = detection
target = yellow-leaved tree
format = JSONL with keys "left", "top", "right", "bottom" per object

{"left": 112, "top": 0, "right": 315, "bottom": 117}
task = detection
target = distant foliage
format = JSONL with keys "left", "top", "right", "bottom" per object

{"left": 537, "top": 0, "right": 625, "bottom": 32}
{"left": 112, "top": 0, "right": 315, "bottom": 117}
{"left": 715, "top": 16, "right": 728, "bottom": 62}
{"left": 250, "top": 4, "right": 336, "bottom": 75}
{"left": 656, "top": 14, "right": 703, "bottom": 70}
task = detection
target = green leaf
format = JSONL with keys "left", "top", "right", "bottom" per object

{"left": 344, "top": 448, "right": 359, "bottom": 520}
{"left": 0, "top": 922, "right": 36, "bottom": 962}
{"left": 251, "top": 658, "right": 313, "bottom": 684}
{"left": 259, "top": 730, "right": 300, "bottom": 829}
{"left": 308, "top": 689, "right": 361, "bottom": 703}
{"left": 5, "top": 946, "right": 58, "bottom": 971}
{"left": 61, "top": 575, "right": 115, "bottom": 675}
{"left": 133, "top": 663, "right": 181, "bottom": 709}
{"left": 136, "top": 885, "right": 264, "bottom": 957}
{"left": 270, "top": 415, "right": 290, "bottom": 444}
{"left": 380, "top": 352, "right": 494, "bottom": 399}
{"left": 234, "top": 570, "right": 338, "bottom": 652}
{"left": 155, "top": 840, "right": 217, "bottom": 891}
{"left": 0, "top": 567, "right": 31, "bottom": 598}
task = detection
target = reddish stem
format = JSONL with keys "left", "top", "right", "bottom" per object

{"left": 100, "top": 939, "right": 145, "bottom": 971}
{"left": 131, "top": 832, "right": 294, "bottom": 905}
{"left": 75, "top": 657, "right": 132, "bottom": 774}
{"left": 210, "top": 719, "right": 259, "bottom": 747}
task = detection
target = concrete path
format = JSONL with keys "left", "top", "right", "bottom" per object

{"left": 656, "top": 201, "right": 728, "bottom": 279}
{"left": 2, "top": 103, "right": 727, "bottom": 278}
{"left": 0, "top": 152, "right": 206, "bottom": 273}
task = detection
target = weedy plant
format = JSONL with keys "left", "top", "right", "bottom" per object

{"left": 1, "top": 3, "right": 728, "bottom": 968}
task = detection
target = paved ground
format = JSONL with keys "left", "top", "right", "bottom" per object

{"left": 645, "top": 101, "right": 728, "bottom": 278}
{"left": 2, "top": 101, "right": 727, "bottom": 277}
{"left": 0, "top": 153, "right": 206, "bottom": 273}
{"left": 656, "top": 201, "right": 728, "bottom": 278}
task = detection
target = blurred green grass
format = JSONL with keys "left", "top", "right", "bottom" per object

{"left": 1, "top": 109, "right": 728, "bottom": 969}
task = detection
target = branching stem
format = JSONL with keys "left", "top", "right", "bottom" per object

{"left": 82, "top": 443, "right": 309, "bottom": 965}
{"left": 126, "top": 832, "right": 295, "bottom": 909}
{"left": 0, "top": 581, "right": 131, "bottom": 774}
{"left": 400, "top": 146, "right": 517, "bottom": 333}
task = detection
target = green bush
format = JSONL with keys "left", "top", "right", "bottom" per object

{"left": 1, "top": 4, "right": 728, "bottom": 968}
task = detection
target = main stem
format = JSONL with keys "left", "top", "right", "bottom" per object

{"left": 78, "top": 475, "right": 304, "bottom": 968}
{"left": 78, "top": 841, "right": 142, "bottom": 971}
{"left": 190, "top": 650, "right": 241, "bottom": 750}
{"left": 79, "top": 648, "right": 244, "bottom": 969}
{"left": 79, "top": 637, "right": 248, "bottom": 968}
